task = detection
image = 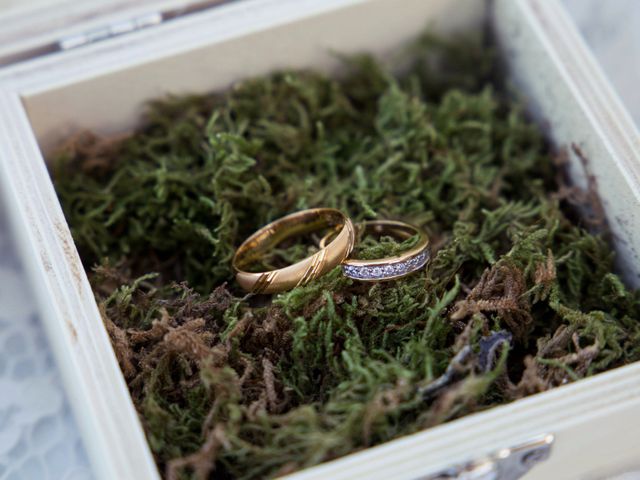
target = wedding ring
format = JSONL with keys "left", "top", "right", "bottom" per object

{"left": 233, "top": 208, "right": 355, "bottom": 294}
{"left": 320, "top": 220, "right": 429, "bottom": 281}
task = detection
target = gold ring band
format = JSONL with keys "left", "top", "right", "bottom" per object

{"left": 321, "top": 220, "right": 429, "bottom": 281}
{"left": 233, "top": 208, "right": 355, "bottom": 294}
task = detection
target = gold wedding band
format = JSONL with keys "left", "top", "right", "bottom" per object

{"left": 233, "top": 208, "right": 355, "bottom": 294}
{"left": 320, "top": 220, "right": 429, "bottom": 281}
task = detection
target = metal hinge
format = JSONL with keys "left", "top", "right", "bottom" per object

{"left": 0, "top": 1, "right": 230, "bottom": 67}
{"left": 421, "top": 434, "right": 554, "bottom": 480}
{"left": 58, "top": 12, "right": 164, "bottom": 51}
{"left": 56, "top": 1, "right": 231, "bottom": 51}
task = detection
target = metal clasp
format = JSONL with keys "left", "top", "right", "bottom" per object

{"left": 423, "top": 434, "right": 554, "bottom": 480}
{"left": 59, "top": 12, "right": 163, "bottom": 51}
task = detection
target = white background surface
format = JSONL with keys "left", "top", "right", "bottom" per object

{"left": 0, "top": 1, "right": 637, "bottom": 478}
{"left": 564, "top": 0, "right": 640, "bottom": 126}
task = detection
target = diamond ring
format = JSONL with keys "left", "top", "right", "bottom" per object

{"left": 320, "top": 220, "right": 429, "bottom": 281}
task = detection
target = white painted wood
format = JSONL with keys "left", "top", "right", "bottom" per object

{"left": 0, "top": 0, "right": 638, "bottom": 479}
{"left": 493, "top": 0, "right": 640, "bottom": 288}
{"left": 563, "top": 0, "right": 640, "bottom": 128}
{"left": 0, "top": 90, "right": 160, "bottom": 479}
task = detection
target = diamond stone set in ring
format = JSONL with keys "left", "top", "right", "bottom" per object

{"left": 342, "top": 249, "right": 429, "bottom": 281}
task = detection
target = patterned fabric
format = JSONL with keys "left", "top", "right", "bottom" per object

{"left": 0, "top": 206, "right": 92, "bottom": 480}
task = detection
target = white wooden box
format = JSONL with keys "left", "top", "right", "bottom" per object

{"left": 1, "top": 0, "right": 639, "bottom": 479}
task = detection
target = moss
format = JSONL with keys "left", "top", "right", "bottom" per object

{"left": 52, "top": 34, "right": 640, "bottom": 479}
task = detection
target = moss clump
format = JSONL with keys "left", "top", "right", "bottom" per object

{"left": 52, "top": 34, "right": 640, "bottom": 480}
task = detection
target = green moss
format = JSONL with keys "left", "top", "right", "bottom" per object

{"left": 52, "top": 34, "right": 640, "bottom": 479}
